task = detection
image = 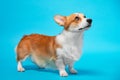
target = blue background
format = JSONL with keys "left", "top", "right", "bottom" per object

{"left": 1, "top": 0, "right": 120, "bottom": 80}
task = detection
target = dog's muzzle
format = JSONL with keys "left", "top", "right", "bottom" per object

{"left": 79, "top": 19, "right": 92, "bottom": 30}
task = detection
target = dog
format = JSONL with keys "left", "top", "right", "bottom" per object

{"left": 16, "top": 13, "right": 92, "bottom": 77}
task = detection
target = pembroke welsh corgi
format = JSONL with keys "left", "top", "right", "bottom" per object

{"left": 16, "top": 13, "right": 92, "bottom": 77}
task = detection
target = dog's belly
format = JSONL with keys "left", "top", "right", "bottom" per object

{"left": 31, "top": 55, "right": 57, "bottom": 69}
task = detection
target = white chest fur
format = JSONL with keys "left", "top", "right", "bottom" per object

{"left": 56, "top": 30, "right": 84, "bottom": 63}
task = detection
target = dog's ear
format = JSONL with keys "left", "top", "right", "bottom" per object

{"left": 54, "top": 15, "right": 66, "bottom": 26}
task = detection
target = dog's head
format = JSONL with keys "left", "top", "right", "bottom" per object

{"left": 54, "top": 13, "right": 92, "bottom": 32}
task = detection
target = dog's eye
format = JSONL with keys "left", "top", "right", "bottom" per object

{"left": 84, "top": 16, "right": 86, "bottom": 18}
{"left": 75, "top": 16, "right": 80, "bottom": 21}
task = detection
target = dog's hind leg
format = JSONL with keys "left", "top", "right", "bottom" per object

{"left": 16, "top": 43, "right": 31, "bottom": 71}
{"left": 17, "top": 61, "right": 25, "bottom": 72}
{"left": 17, "top": 54, "right": 29, "bottom": 72}
{"left": 16, "top": 48, "right": 30, "bottom": 72}
{"left": 16, "top": 35, "right": 31, "bottom": 72}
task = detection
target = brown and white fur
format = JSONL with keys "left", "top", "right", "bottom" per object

{"left": 16, "top": 13, "right": 92, "bottom": 77}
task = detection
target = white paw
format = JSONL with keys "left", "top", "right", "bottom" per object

{"left": 18, "top": 67, "right": 25, "bottom": 72}
{"left": 60, "top": 70, "right": 68, "bottom": 77}
{"left": 70, "top": 69, "right": 78, "bottom": 74}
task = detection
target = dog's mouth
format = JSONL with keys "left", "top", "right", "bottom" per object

{"left": 78, "top": 24, "right": 91, "bottom": 30}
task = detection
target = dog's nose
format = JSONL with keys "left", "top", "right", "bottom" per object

{"left": 87, "top": 19, "right": 92, "bottom": 24}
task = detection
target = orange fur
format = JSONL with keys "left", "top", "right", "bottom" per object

{"left": 16, "top": 34, "right": 61, "bottom": 62}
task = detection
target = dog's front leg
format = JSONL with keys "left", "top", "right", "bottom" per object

{"left": 68, "top": 62, "right": 78, "bottom": 74}
{"left": 55, "top": 57, "right": 68, "bottom": 77}
{"left": 55, "top": 48, "right": 68, "bottom": 77}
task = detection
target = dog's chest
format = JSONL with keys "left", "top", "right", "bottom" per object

{"left": 56, "top": 31, "right": 83, "bottom": 62}
{"left": 62, "top": 41, "right": 82, "bottom": 62}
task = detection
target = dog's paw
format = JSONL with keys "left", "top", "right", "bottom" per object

{"left": 60, "top": 70, "right": 68, "bottom": 77}
{"left": 70, "top": 69, "right": 78, "bottom": 74}
{"left": 18, "top": 67, "right": 25, "bottom": 72}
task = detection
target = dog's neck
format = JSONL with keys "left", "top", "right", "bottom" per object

{"left": 61, "top": 30, "right": 84, "bottom": 39}
{"left": 57, "top": 29, "right": 84, "bottom": 47}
